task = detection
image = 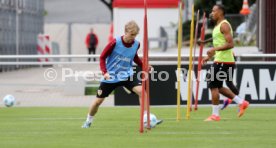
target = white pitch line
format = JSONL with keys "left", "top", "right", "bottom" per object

{"left": 157, "top": 117, "right": 234, "bottom": 121}
{"left": 22, "top": 117, "right": 84, "bottom": 120}
{"left": 152, "top": 131, "right": 233, "bottom": 135}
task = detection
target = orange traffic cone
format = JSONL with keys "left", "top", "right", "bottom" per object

{"left": 240, "top": 0, "right": 251, "bottom": 15}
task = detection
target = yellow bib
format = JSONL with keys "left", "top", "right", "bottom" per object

{"left": 212, "top": 20, "right": 235, "bottom": 62}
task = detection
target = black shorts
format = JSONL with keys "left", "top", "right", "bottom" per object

{"left": 207, "top": 63, "right": 235, "bottom": 89}
{"left": 96, "top": 76, "right": 141, "bottom": 98}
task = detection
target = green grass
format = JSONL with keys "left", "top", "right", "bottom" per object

{"left": 0, "top": 107, "right": 276, "bottom": 148}
{"left": 85, "top": 87, "right": 98, "bottom": 95}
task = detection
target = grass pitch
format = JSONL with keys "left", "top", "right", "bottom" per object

{"left": 0, "top": 106, "right": 276, "bottom": 148}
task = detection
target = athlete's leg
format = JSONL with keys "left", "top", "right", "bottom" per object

{"left": 88, "top": 48, "right": 93, "bottom": 61}
{"left": 82, "top": 82, "right": 117, "bottom": 128}
{"left": 205, "top": 63, "right": 222, "bottom": 121}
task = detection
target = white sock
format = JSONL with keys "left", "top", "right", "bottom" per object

{"left": 233, "top": 95, "right": 244, "bottom": 105}
{"left": 212, "top": 105, "right": 220, "bottom": 116}
{"left": 86, "top": 114, "right": 94, "bottom": 123}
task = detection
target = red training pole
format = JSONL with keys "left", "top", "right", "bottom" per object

{"left": 195, "top": 12, "right": 206, "bottom": 110}
{"left": 144, "top": 0, "right": 150, "bottom": 130}
{"left": 192, "top": 10, "right": 200, "bottom": 111}
{"left": 140, "top": 0, "right": 150, "bottom": 133}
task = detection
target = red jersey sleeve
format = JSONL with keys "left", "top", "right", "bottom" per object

{"left": 100, "top": 39, "right": 116, "bottom": 74}
{"left": 133, "top": 43, "right": 143, "bottom": 67}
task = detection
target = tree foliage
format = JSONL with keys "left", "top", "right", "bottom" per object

{"left": 194, "top": 0, "right": 256, "bottom": 17}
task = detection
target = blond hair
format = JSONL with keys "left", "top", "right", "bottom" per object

{"left": 125, "top": 21, "right": 140, "bottom": 34}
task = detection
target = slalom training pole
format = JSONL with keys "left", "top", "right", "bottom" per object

{"left": 144, "top": 0, "right": 150, "bottom": 130}
{"left": 192, "top": 10, "right": 200, "bottom": 110}
{"left": 176, "top": 0, "right": 183, "bottom": 121}
{"left": 140, "top": 0, "right": 150, "bottom": 133}
{"left": 195, "top": 12, "right": 206, "bottom": 111}
{"left": 186, "top": 4, "right": 195, "bottom": 120}
{"left": 140, "top": 52, "right": 145, "bottom": 133}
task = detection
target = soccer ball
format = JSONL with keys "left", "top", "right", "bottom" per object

{"left": 3, "top": 95, "right": 16, "bottom": 107}
{"left": 143, "top": 113, "right": 158, "bottom": 128}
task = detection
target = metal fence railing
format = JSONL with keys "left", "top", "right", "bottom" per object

{"left": 0, "top": 0, "right": 44, "bottom": 71}
{"left": 0, "top": 54, "right": 276, "bottom": 67}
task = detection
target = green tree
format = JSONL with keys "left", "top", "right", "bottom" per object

{"left": 194, "top": 0, "right": 256, "bottom": 16}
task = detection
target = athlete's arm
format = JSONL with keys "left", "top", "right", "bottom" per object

{"left": 133, "top": 43, "right": 143, "bottom": 67}
{"left": 205, "top": 38, "right": 213, "bottom": 43}
{"left": 216, "top": 22, "right": 234, "bottom": 51}
{"left": 133, "top": 43, "right": 153, "bottom": 72}
{"left": 100, "top": 39, "right": 116, "bottom": 74}
{"left": 198, "top": 38, "right": 213, "bottom": 45}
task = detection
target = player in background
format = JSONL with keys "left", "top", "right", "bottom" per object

{"left": 199, "top": 37, "right": 240, "bottom": 110}
{"left": 201, "top": 4, "right": 249, "bottom": 121}
{"left": 85, "top": 28, "right": 99, "bottom": 62}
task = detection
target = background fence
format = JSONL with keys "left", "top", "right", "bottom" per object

{"left": 0, "top": 0, "right": 44, "bottom": 72}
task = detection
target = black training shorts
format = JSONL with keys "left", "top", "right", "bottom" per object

{"left": 96, "top": 76, "right": 141, "bottom": 98}
{"left": 207, "top": 62, "right": 235, "bottom": 89}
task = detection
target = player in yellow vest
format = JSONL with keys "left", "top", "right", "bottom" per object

{"left": 202, "top": 4, "right": 249, "bottom": 121}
